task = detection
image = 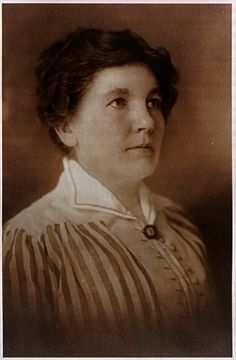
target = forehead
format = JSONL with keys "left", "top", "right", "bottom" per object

{"left": 86, "top": 64, "right": 159, "bottom": 96}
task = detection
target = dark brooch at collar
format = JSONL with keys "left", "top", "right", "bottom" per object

{"left": 143, "top": 224, "right": 160, "bottom": 240}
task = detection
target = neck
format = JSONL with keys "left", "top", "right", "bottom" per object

{"left": 98, "top": 177, "right": 146, "bottom": 223}
{"left": 72, "top": 155, "right": 147, "bottom": 222}
{"left": 92, "top": 176, "right": 145, "bottom": 222}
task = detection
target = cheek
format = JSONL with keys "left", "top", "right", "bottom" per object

{"left": 73, "top": 118, "right": 100, "bottom": 143}
{"left": 76, "top": 109, "right": 130, "bottom": 150}
{"left": 79, "top": 127, "right": 113, "bottom": 152}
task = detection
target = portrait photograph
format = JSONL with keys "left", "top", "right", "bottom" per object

{"left": 2, "top": 3, "right": 232, "bottom": 357}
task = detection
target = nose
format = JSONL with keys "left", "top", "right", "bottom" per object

{"left": 131, "top": 105, "right": 156, "bottom": 134}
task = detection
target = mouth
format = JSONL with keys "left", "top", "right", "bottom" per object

{"left": 127, "top": 144, "right": 153, "bottom": 151}
{"left": 126, "top": 144, "right": 154, "bottom": 155}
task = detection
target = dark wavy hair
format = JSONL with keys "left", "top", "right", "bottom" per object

{"left": 35, "top": 28, "right": 179, "bottom": 153}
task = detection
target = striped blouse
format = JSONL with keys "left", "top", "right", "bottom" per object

{"left": 3, "top": 158, "right": 217, "bottom": 357}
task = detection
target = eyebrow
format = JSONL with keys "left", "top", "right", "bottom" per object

{"left": 104, "top": 86, "right": 161, "bottom": 98}
{"left": 148, "top": 87, "right": 161, "bottom": 97}
{"left": 104, "top": 88, "right": 130, "bottom": 98}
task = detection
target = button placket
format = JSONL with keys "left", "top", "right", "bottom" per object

{"left": 166, "top": 243, "right": 202, "bottom": 294}
{"left": 136, "top": 225, "right": 200, "bottom": 317}
{"left": 134, "top": 223, "right": 190, "bottom": 321}
{"left": 153, "top": 240, "right": 204, "bottom": 323}
{"left": 173, "top": 250, "right": 200, "bottom": 290}
{"left": 153, "top": 242, "right": 189, "bottom": 312}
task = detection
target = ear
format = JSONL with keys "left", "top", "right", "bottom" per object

{"left": 55, "top": 121, "right": 78, "bottom": 147}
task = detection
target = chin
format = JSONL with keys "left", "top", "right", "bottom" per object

{"left": 126, "top": 162, "right": 157, "bottom": 182}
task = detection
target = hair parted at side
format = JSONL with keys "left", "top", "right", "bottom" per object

{"left": 35, "top": 27, "right": 179, "bottom": 153}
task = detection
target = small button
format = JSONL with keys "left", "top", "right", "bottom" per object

{"left": 143, "top": 224, "right": 159, "bottom": 239}
{"left": 159, "top": 237, "right": 165, "bottom": 243}
{"left": 191, "top": 278, "right": 198, "bottom": 285}
{"left": 170, "top": 244, "right": 176, "bottom": 251}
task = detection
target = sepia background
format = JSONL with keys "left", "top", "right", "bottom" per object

{"left": 3, "top": 3, "right": 232, "bottom": 354}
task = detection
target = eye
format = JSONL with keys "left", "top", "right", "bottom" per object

{"left": 108, "top": 97, "right": 127, "bottom": 109}
{"left": 147, "top": 98, "right": 162, "bottom": 110}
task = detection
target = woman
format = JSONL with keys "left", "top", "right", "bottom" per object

{"left": 3, "top": 28, "right": 218, "bottom": 356}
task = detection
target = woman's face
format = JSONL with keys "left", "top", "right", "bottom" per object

{"left": 61, "top": 64, "right": 165, "bottom": 185}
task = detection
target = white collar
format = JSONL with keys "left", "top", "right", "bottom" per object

{"left": 63, "top": 157, "right": 156, "bottom": 225}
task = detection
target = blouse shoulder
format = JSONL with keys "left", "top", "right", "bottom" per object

{"left": 3, "top": 193, "right": 64, "bottom": 279}
{"left": 152, "top": 193, "right": 207, "bottom": 257}
{"left": 152, "top": 193, "right": 199, "bottom": 230}
{"left": 3, "top": 190, "right": 60, "bottom": 239}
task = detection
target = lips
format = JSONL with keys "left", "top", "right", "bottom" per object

{"left": 127, "top": 144, "right": 153, "bottom": 151}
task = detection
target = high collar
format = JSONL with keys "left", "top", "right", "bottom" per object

{"left": 63, "top": 157, "right": 156, "bottom": 225}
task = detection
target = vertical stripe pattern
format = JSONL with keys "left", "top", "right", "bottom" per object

{"left": 3, "top": 214, "right": 215, "bottom": 355}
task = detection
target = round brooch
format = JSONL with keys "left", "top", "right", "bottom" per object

{"left": 143, "top": 224, "right": 159, "bottom": 239}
